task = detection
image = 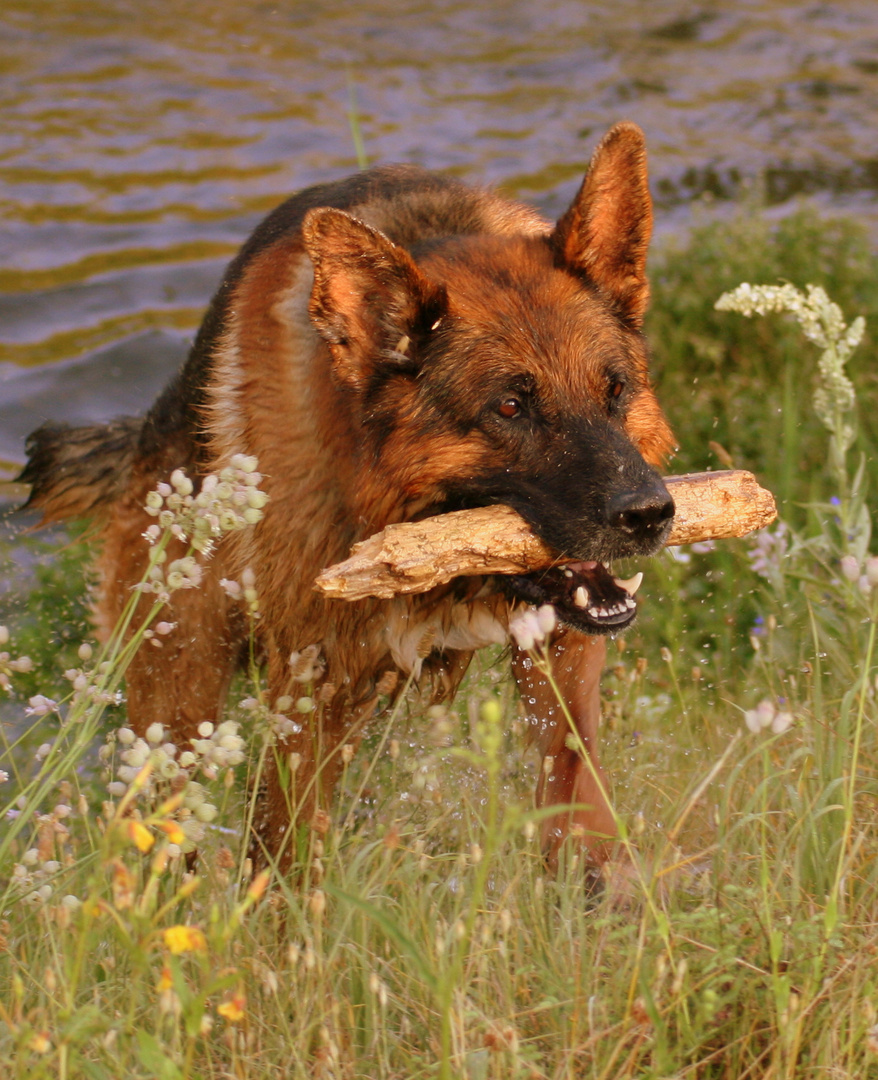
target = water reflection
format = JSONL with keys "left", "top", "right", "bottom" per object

{"left": 2, "top": 0, "right": 878, "bottom": 475}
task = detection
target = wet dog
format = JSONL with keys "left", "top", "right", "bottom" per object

{"left": 21, "top": 122, "right": 675, "bottom": 872}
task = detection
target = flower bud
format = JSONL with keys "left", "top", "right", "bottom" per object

{"left": 840, "top": 554, "right": 860, "bottom": 581}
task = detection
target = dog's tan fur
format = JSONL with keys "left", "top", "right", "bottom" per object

{"left": 21, "top": 123, "right": 674, "bottom": 873}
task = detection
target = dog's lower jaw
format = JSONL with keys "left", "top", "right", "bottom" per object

{"left": 505, "top": 560, "right": 643, "bottom": 635}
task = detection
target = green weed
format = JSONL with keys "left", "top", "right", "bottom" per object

{"left": 2, "top": 207, "right": 878, "bottom": 1078}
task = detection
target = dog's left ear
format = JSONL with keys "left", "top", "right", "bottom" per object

{"left": 303, "top": 207, "right": 447, "bottom": 391}
{"left": 552, "top": 122, "right": 652, "bottom": 328}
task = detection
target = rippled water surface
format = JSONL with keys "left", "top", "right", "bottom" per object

{"left": 2, "top": 0, "right": 878, "bottom": 478}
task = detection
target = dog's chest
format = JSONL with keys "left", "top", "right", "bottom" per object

{"left": 384, "top": 590, "right": 511, "bottom": 675}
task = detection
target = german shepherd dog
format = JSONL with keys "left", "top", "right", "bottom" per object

{"left": 20, "top": 122, "right": 675, "bottom": 874}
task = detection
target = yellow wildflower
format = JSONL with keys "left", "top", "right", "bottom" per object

{"left": 127, "top": 819, "right": 155, "bottom": 853}
{"left": 29, "top": 1031, "right": 51, "bottom": 1054}
{"left": 247, "top": 870, "right": 270, "bottom": 903}
{"left": 163, "top": 925, "right": 207, "bottom": 955}
{"left": 111, "top": 860, "right": 136, "bottom": 911}
{"left": 217, "top": 991, "right": 246, "bottom": 1023}
{"left": 154, "top": 819, "right": 185, "bottom": 845}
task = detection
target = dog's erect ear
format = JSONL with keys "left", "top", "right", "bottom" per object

{"left": 551, "top": 122, "right": 652, "bottom": 328}
{"left": 303, "top": 207, "right": 447, "bottom": 391}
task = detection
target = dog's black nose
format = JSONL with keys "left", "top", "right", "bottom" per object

{"left": 607, "top": 483, "right": 675, "bottom": 538}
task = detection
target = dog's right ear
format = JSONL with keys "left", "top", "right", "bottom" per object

{"left": 303, "top": 207, "right": 447, "bottom": 392}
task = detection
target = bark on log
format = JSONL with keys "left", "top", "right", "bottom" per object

{"left": 315, "top": 469, "right": 776, "bottom": 601}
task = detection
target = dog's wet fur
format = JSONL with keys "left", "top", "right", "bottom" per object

{"left": 20, "top": 122, "right": 675, "bottom": 872}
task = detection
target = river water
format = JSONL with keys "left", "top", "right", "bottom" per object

{"left": 2, "top": 0, "right": 878, "bottom": 481}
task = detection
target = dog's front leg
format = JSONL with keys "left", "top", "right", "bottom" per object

{"left": 249, "top": 695, "right": 357, "bottom": 875}
{"left": 513, "top": 630, "right": 616, "bottom": 872}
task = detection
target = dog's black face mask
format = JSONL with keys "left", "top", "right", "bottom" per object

{"left": 454, "top": 417, "right": 674, "bottom": 635}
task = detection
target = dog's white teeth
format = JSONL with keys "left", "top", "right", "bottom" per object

{"left": 614, "top": 571, "right": 643, "bottom": 596}
{"left": 573, "top": 585, "right": 589, "bottom": 608}
{"left": 562, "top": 567, "right": 574, "bottom": 579}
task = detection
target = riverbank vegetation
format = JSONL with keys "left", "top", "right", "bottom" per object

{"left": 2, "top": 204, "right": 878, "bottom": 1079}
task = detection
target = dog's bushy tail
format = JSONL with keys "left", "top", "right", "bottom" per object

{"left": 18, "top": 418, "right": 144, "bottom": 525}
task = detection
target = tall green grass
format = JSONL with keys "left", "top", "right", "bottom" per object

{"left": 2, "top": 205, "right": 878, "bottom": 1078}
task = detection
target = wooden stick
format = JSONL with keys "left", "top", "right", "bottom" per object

{"left": 315, "top": 470, "right": 776, "bottom": 601}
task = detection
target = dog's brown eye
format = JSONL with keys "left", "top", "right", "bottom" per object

{"left": 609, "top": 380, "right": 624, "bottom": 400}
{"left": 498, "top": 398, "right": 522, "bottom": 419}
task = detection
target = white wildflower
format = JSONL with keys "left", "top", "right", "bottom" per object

{"left": 771, "top": 711, "right": 794, "bottom": 734}
{"left": 840, "top": 554, "right": 860, "bottom": 582}
{"left": 273, "top": 714, "right": 303, "bottom": 736}
{"left": 716, "top": 283, "right": 861, "bottom": 451}
{"left": 219, "top": 578, "right": 243, "bottom": 600}
{"left": 142, "top": 460, "right": 268, "bottom": 556}
{"left": 0, "top": 637, "right": 38, "bottom": 714}
{"left": 509, "top": 604, "right": 556, "bottom": 650}
{"left": 145, "top": 723, "right": 164, "bottom": 745}
{"left": 743, "top": 698, "right": 794, "bottom": 735}
{"left": 26, "top": 695, "right": 57, "bottom": 718}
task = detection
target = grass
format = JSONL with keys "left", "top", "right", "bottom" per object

{"left": 2, "top": 204, "right": 878, "bottom": 1078}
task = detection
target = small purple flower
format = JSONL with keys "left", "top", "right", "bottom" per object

{"left": 748, "top": 523, "right": 789, "bottom": 578}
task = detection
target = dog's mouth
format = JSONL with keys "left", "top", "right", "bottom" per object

{"left": 505, "top": 561, "right": 643, "bottom": 635}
